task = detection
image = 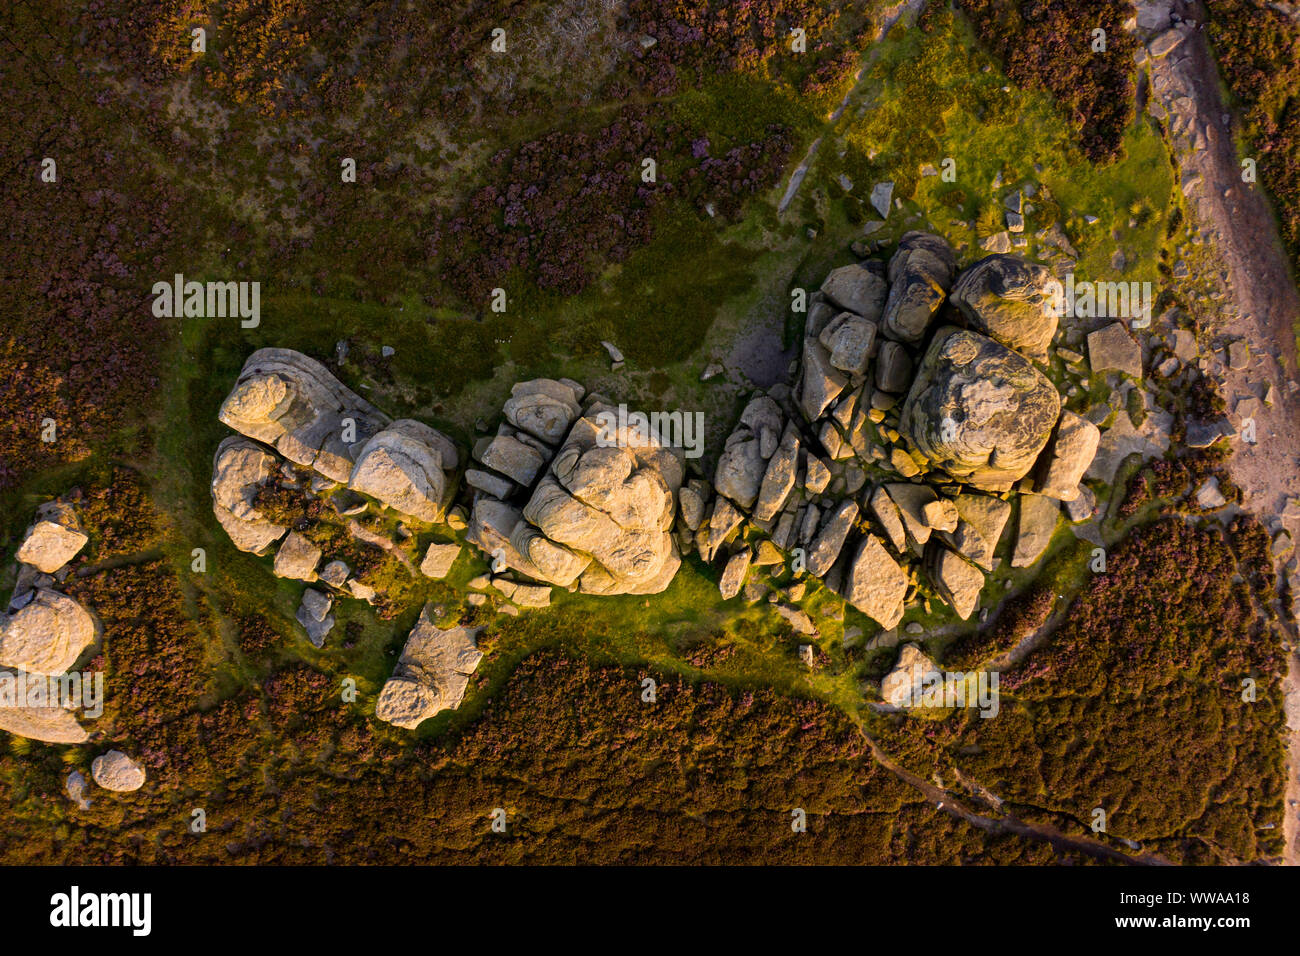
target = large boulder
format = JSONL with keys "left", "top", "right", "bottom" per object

{"left": 900, "top": 327, "right": 1061, "bottom": 492}
{"left": 949, "top": 255, "right": 1059, "bottom": 358}
{"left": 0, "top": 702, "right": 88, "bottom": 744}
{"left": 211, "top": 436, "right": 288, "bottom": 555}
{"left": 881, "top": 232, "right": 958, "bottom": 344}
{"left": 925, "top": 544, "right": 984, "bottom": 620}
{"left": 375, "top": 609, "right": 484, "bottom": 729}
{"left": 515, "top": 405, "right": 683, "bottom": 595}
{"left": 348, "top": 419, "right": 459, "bottom": 523}
{"left": 15, "top": 502, "right": 87, "bottom": 574}
{"left": 820, "top": 263, "right": 888, "bottom": 320}
{"left": 0, "top": 589, "right": 95, "bottom": 676}
{"left": 218, "top": 348, "right": 391, "bottom": 483}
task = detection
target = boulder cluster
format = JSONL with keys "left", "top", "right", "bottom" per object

{"left": 1, "top": 499, "right": 96, "bottom": 744}
{"left": 212, "top": 348, "right": 463, "bottom": 643}
{"left": 686, "top": 233, "right": 1099, "bottom": 631}
{"left": 464, "top": 379, "right": 684, "bottom": 599}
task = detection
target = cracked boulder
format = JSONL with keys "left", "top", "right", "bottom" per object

{"left": 900, "top": 327, "right": 1060, "bottom": 492}
{"left": 211, "top": 437, "right": 289, "bottom": 555}
{"left": 881, "top": 231, "right": 958, "bottom": 344}
{"left": 347, "top": 419, "right": 459, "bottom": 523}
{"left": 949, "top": 254, "right": 1060, "bottom": 358}
{"left": 218, "top": 348, "right": 391, "bottom": 483}
{"left": 375, "top": 609, "right": 484, "bottom": 729}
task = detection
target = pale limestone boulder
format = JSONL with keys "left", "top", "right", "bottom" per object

{"left": 1012, "top": 494, "right": 1059, "bottom": 568}
{"left": 502, "top": 378, "right": 583, "bottom": 445}
{"left": 419, "top": 542, "right": 462, "bottom": 579}
{"left": 0, "top": 589, "right": 95, "bottom": 676}
{"left": 926, "top": 544, "right": 984, "bottom": 620}
{"left": 881, "top": 644, "right": 940, "bottom": 708}
{"left": 719, "top": 548, "right": 752, "bottom": 600}
{"left": 806, "top": 501, "right": 859, "bottom": 578}
{"left": 272, "top": 531, "right": 321, "bottom": 582}
{"left": 842, "top": 535, "right": 907, "bottom": 629}
{"left": 211, "top": 436, "right": 288, "bottom": 555}
{"left": 1034, "top": 410, "right": 1101, "bottom": 501}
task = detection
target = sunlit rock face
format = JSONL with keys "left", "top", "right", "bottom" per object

{"left": 900, "top": 327, "right": 1061, "bottom": 492}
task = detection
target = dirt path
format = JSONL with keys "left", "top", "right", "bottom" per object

{"left": 1136, "top": 0, "right": 1300, "bottom": 865}
{"left": 860, "top": 730, "right": 1174, "bottom": 865}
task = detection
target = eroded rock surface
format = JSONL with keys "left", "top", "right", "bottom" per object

{"left": 375, "top": 609, "right": 483, "bottom": 729}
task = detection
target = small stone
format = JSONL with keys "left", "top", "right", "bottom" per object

{"left": 420, "top": 543, "right": 462, "bottom": 579}
{"left": 91, "top": 751, "right": 146, "bottom": 792}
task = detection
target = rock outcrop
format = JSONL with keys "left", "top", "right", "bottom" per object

{"left": 219, "top": 348, "right": 391, "bottom": 483}
{"left": 375, "top": 608, "right": 484, "bottom": 729}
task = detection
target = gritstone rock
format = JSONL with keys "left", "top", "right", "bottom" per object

{"left": 375, "top": 608, "right": 484, "bottom": 729}
{"left": 949, "top": 254, "right": 1060, "bottom": 358}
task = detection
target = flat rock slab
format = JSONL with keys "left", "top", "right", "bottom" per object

{"left": 1012, "top": 494, "right": 1059, "bottom": 568}
{"left": 1087, "top": 322, "right": 1143, "bottom": 379}
{"left": 375, "top": 608, "right": 484, "bottom": 730}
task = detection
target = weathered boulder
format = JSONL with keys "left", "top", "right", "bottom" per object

{"left": 1034, "top": 410, "right": 1101, "bottom": 501}
{"left": 1012, "top": 494, "right": 1059, "bottom": 568}
{"left": 900, "top": 327, "right": 1061, "bottom": 491}
{"left": 881, "top": 232, "right": 958, "bottom": 344}
{"left": 0, "top": 700, "right": 89, "bottom": 744}
{"left": 820, "top": 263, "right": 888, "bottom": 319}
{"left": 880, "top": 644, "right": 940, "bottom": 708}
{"left": 516, "top": 407, "right": 683, "bottom": 595}
{"left": 797, "top": 338, "right": 849, "bottom": 421}
{"left": 806, "top": 501, "right": 859, "bottom": 577}
{"left": 0, "top": 590, "right": 95, "bottom": 676}
{"left": 419, "top": 542, "right": 462, "bottom": 579}
{"left": 474, "top": 432, "right": 548, "bottom": 488}
{"left": 926, "top": 544, "right": 983, "bottom": 620}
{"left": 16, "top": 502, "right": 88, "bottom": 574}
{"left": 753, "top": 425, "right": 800, "bottom": 521}
{"left": 869, "top": 486, "right": 907, "bottom": 553}
{"left": 218, "top": 348, "right": 391, "bottom": 483}
{"left": 818, "top": 312, "right": 877, "bottom": 376}
{"left": 875, "top": 341, "right": 913, "bottom": 394}
{"left": 375, "top": 609, "right": 484, "bottom": 729}
{"left": 921, "top": 498, "right": 959, "bottom": 533}
{"left": 885, "top": 483, "right": 939, "bottom": 547}
{"left": 502, "top": 378, "right": 584, "bottom": 445}
{"left": 91, "top": 750, "right": 146, "bottom": 792}
{"left": 348, "top": 419, "right": 458, "bottom": 523}
{"left": 295, "top": 588, "right": 334, "bottom": 647}
{"left": 211, "top": 437, "right": 288, "bottom": 555}
{"left": 940, "top": 494, "right": 1012, "bottom": 571}
{"left": 714, "top": 430, "right": 766, "bottom": 510}
{"left": 949, "top": 255, "right": 1059, "bottom": 358}
{"left": 272, "top": 531, "right": 322, "bottom": 582}
{"left": 719, "top": 548, "right": 752, "bottom": 600}
{"left": 842, "top": 534, "right": 907, "bottom": 629}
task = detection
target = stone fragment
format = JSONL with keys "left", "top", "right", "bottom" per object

{"left": 16, "top": 502, "right": 88, "bottom": 574}
{"left": 91, "top": 750, "right": 146, "bottom": 792}
{"left": 880, "top": 644, "right": 940, "bottom": 708}
{"left": 842, "top": 534, "right": 907, "bottom": 629}
{"left": 1034, "top": 410, "right": 1101, "bottom": 501}
{"left": 1087, "top": 322, "right": 1143, "bottom": 379}
{"left": 1012, "top": 494, "right": 1059, "bottom": 568}
{"left": 273, "top": 531, "right": 322, "bottom": 582}
{"left": 719, "top": 549, "right": 753, "bottom": 600}
{"left": 375, "top": 608, "right": 484, "bottom": 729}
